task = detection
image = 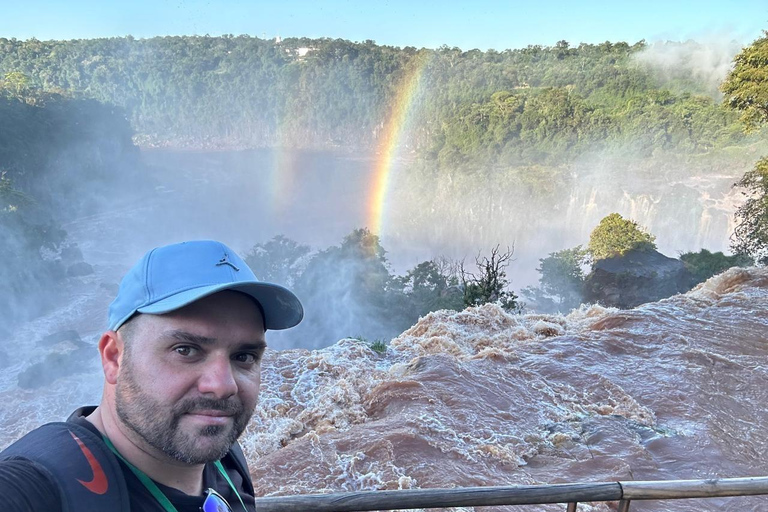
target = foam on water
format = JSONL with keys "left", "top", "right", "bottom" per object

{"left": 241, "top": 268, "right": 768, "bottom": 511}
{"left": 3, "top": 268, "right": 768, "bottom": 511}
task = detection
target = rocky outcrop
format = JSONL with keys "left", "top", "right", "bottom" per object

{"left": 17, "top": 330, "right": 91, "bottom": 389}
{"left": 583, "top": 249, "right": 692, "bottom": 309}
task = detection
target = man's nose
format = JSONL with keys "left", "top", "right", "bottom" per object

{"left": 198, "top": 356, "right": 238, "bottom": 398}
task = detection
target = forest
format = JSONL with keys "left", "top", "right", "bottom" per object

{"left": 0, "top": 35, "right": 754, "bottom": 159}
{"left": 2, "top": 33, "right": 767, "bottom": 344}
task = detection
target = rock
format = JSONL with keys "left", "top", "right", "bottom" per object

{"left": 17, "top": 346, "right": 92, "bottom": 389}
{"left": 67, "top": 261, "right": 94, "bottom": 277}
{"left": 583, "top": 249, "right": 692, "bottom": 309}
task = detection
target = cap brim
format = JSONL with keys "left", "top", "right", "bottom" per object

{"left": 137, "top": 282, "right": 303, "bottom": 330}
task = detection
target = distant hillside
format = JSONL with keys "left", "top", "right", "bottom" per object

{"left": 0, "top": 36, "right": 752, "bottom": 158}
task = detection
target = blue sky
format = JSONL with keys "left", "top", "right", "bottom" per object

{"left": 0, "top": 0, "right": 765, "bottom": 49}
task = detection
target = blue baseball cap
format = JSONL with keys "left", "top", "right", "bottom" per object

{"left": 108, "top": 240, "right": 303, "bottom": 331}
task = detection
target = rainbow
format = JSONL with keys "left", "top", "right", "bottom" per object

{"left": 367, "top": 55, "right": 429, "bottom": 236}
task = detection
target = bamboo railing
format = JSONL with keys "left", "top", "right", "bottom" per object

{"left": 252, "top": 476, "right": 768, "bottom": 511}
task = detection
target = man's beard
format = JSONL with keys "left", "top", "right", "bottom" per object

{"left": 115, "top": 356, "right": 252, "bottom": 465}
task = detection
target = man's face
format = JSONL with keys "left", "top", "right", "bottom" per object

{"left": 114, "top": 291, "right": 266, "bottom": 465}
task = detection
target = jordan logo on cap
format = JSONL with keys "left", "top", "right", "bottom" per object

{"left": 216, "top": 253, "right": 240, "bottom": 271}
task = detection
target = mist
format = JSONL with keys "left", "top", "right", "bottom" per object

{"left": 632, "top": 35, "right": 746, "bottom": 98}
{"left": 1, "top": 33, "right": 760, "bottom": 449}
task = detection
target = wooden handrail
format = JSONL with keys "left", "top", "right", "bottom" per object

{"left": 621, "top": 476, "right": 768, "bottom": 500}
{"left": 252, "top": 476, "right": 768, "bottom": 511}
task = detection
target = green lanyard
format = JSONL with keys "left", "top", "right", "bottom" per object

{"left": 102, "top": 436, "right": 248, "bottom": 512}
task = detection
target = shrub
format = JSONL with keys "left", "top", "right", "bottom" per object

{"left": 680, "top": 249, "right": 753, "bottom": 285}
{"left": 369, "top": 340, "right": 388, "bottom": 354}
{"left": 588, "top": 213, "right": 656, "bottom": 261}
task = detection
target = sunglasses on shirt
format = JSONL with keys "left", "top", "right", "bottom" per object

{"left": 202, "top": 488, "right": 233, "bottom": 512}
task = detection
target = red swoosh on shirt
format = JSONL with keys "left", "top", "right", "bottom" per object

{"left": 69, "top": 431, "right": 109, "bottom": 495}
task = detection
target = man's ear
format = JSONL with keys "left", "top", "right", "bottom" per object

{"left": 99, "top": 330, "right": 123, "bottom": 385}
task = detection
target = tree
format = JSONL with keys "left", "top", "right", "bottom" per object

{"left": 0, "top": 71, "right": 31, "bottom": 98}
{"left": 291, "top": 228, "right": 403, "bottom": 346}
{"left": 730, "top": 157, "right": 768, "bottom": 263}
{"left": 459, "top": 245, "right": 521, "bottom": 312}
{"left": 0, "top": 35, "right": 742, "bottom": 155}
{"left": 296, "top": 228, "right": 393, "bottom": 302}
{"left": 721, "top": 33, "right": 768, "bottom": 132}
{"left": 399, "top": 259, "right": 463, "bottom": 318}
{"left": 722, "top": 33, "right": 768, "bottom": 261}
{"left": 523, "top": 246, "right": 588, "bottom": 312}
{"left": 587, "top": 213, "right": 656, "bottom": 261}
{"left": 680, "top": 249, "right": 753, "bottom": 285}
{"left": 243, "top": 235, "right": 310, "bottom": 286}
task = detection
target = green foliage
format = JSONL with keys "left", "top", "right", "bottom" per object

{"left": 243, "top": 235, "right": 310, "bottom": 286}
{"left": 721, "top": 32, "right": 768, "bottom": 132}
{"left": 350, "top": 336, "right": 388, "bottom": 354}
{"left": 0, "top": 93, "right": 136, "bottom": 213}
{"left": 588, "top": 213, "right": 657, "bottom": 261}
{"left": 0, "top": 170, "right": 30, "bottom": 211}
{"left": 1, "top": 71, "right": 30, "bottom": 98}
{"left": 369, "top": 340, "right": 388, "bottom": 354}
{"left": 0, "top": 36, "right": 747, "bottom": 158}
{"left": 460, "top": 245, "right": 520, "bottom": 312}
{"left": 296, "top": 228, "right": 392, "bottom": 301}
{"left": 244, "top": 231, "right": 470, "bottom": 346}
{"left": 523, "top": 246, "right": 588, "bottom": 312}
{"left": 438, "top": 87, "right": 613, "bottom": 166}
{"left": 722, "top": 34, "right": 768, "bottom": 262}
{"left": 290, "top": 228, "right": 404, "bottom": 344}
{"left": 436, "top": 87, "right": 742, "bottom": 170}
{"left": 730, "top": 156, "right": 768, "bottom": 263}
{"left": 397, "top": 259, "right": 463, "bottom": 318}
{"left": 680, "top": 249, "right": 754, "bottom": 285}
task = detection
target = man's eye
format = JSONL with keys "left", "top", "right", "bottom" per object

{"left": 235, "top": 353, "right": 259, "bottom": 364}
{"left": 174, "top": 346, "right": 197, "bottom": 357}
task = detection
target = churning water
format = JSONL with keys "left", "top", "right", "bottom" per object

{"left": 3, "top": 267, "right": 767, "bottom": 511}
{"left": 242, "top": 268, "right": 768, "bottom": 511}
{"left": 1, "top": 148, "right": 765, "bottom": 510}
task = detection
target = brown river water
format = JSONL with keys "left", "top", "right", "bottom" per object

{"left": 243, "top": 267, "right": 768, "bottom": 511}
{"left": 1, "top": 267, "right": 767, "bottom": 511}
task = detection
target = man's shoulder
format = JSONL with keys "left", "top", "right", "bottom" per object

{"left": 2, "top": 406, "right": 102, "bottom": 461}
{"left": 0, "top": 408, "right": 131, "bottom": 511}
{"left": 0, "top": 457, "right": 62, "bottom": 510}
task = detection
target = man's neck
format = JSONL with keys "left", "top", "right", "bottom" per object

{"left": 86, "top": 406, "right": 206, "bottom": 496}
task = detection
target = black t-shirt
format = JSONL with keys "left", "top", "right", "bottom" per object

{"left": 1, "top": 412, "right": 256, "bottom": 512}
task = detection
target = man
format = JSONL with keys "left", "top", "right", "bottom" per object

{"left": 0, "top": 240, "right": 303, "bottom": 511}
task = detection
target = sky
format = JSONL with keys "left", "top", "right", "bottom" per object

{"left": 0, "top": 0, "right": 765, "bottom": 50}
